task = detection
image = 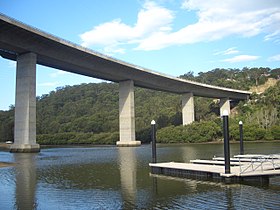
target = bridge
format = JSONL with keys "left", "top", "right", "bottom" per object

{"left": 0, "top": 14, "right": 251, "bottom": 152}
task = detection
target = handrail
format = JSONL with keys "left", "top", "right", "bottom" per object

{"left": 239, "top": 154, "right": 280, "bottom": 174}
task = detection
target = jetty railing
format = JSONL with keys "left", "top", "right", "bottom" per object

{"left": 238, "top": 154, "right": 280, "bottom": 174}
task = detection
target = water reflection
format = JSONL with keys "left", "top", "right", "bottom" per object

{"left": 180, "top": 145, "right": 199, "bottom": 162}
{"left": 118, "top": 147, "right": 137, "bottom": 207}
{"left": 180, "top": 144, "right": 225, "bottom": 162}
{"left": 150, "top": 174, "right": 241, "bottom": 209}
{"left": 0, "top": 143, "right": 279, "bottom": 209}
{"left": 225, "top": 186, "right": 234, "bottom": 209}
{"left": 152, "top": 176, "right": 158, "bottom": 194}
{"left": 13, "top": 153, "right": 37, "bottom": 209}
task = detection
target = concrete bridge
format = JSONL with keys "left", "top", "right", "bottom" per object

{"left": 0, "top": 14, "right": 251, "bottom": 152}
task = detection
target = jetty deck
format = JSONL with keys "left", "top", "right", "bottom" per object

{"left": 149, "top": 154, "right": 280, "bottom": 183}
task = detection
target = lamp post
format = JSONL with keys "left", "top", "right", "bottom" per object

{"left": 151, "top": 120, "right": 157, "bottom": 163}
{"left": 222, "top": 110, "right": 230, "bottom": 174}
{"left": 239, "top": 121, "right": 244, "bottom": 155}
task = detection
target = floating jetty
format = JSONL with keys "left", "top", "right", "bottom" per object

{"left": 149, "top": 154, "right": 280, "bottom": 184}
{"left": 149, "top": 115, "right": 280, "bottom": 184}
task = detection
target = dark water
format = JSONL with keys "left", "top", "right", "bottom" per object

{"left": 0, "top": 142, "right": 280, "bottom": 209}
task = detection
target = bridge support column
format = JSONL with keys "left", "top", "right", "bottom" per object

{"left": 10, "top": 53, "right": 40, "bottom": 153}
{"left": 117, "top": 80, "right": 141, "bottom": 147}
{"left": 219, "top": 98, "right": 230, "bottom": 117}
{"left": 182, "top": 93, "right": 195, "bottom": 125}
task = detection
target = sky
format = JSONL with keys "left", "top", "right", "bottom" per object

{"left": 0, "top": 0, "right": 280, "bottom": 110}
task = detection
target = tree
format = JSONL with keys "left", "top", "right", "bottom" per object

{"left": 1, "top": 67, "right": 279, "bottom": 145}
{"left": 180, "top": 71, "right": 195, "bottom": 80}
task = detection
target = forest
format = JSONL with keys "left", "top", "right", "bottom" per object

{"left": 0, "top": 67, "right": 279, "bottom": 145}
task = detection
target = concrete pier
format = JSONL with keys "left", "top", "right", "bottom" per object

{"left": 117, "top": 80, "right": 140, "bottom": 146}
{"left": 10, "top": 53, "right": 40, "bottom": 153}
{"left": 182, "top": 93, "right": 195, "bottom": 125}
{"left": 219, "top": 98, "right": 230, "bottom": 117}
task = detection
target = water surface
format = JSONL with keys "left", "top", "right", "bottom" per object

{"left": 0, "top": 142, "right": 280, "bottom": 209}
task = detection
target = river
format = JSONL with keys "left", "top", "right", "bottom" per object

{"left": 0, "top": 142, "right": 280, "bottom": 209}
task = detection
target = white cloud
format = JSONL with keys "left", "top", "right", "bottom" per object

{"left": 80, "top": 0, "right": 280, "bottom": 52}
{"left": 8, "top": 61, "right": 16, "bottom": 68}
{"left": 80, "top": 19, "right": 135, "bottom": 47}
{"left": 103, "top": 45, "right": 126, "bottom": 56}
{"left": 139, "top": 0, "right": 280, "bottom": 50}
{"left": 268, "top": 54, "right": 280, "bottom": 62}
{"left": 214, "top": 47, "right": 239, "bottom": 56}
{"left": 37, "top": 82, "right": 59, "bottom": 87}
{"left": 80, "top": 1, "right": 174, "bottom": 53}
{"left": 222, "top": 55, "right": 260, "bottom": 63}
{"left": 50, "top": 70, "right": 68, "bottom": 78}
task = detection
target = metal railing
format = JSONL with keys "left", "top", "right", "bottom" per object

{"left": 238, "top": 154, "right": 280, "bottom": 174}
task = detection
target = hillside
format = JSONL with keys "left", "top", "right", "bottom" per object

{"left": 250, "top": 78, "right": 278, "bottom": 94}
{"left": 0, "top": 67, "right": 279, "bottom": 144}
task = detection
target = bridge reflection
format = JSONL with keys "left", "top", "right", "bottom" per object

{"left": 118, "top": 147, "right": 137, "bottom": 207}
{"left": 13, "top": 153, "right": 37, "bottom": 209}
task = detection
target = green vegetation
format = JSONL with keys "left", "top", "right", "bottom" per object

{"left": 157, "top": 121, "right": 222, "bottom": 143}
{"left": 0, "top": 67, "right": 279, "bottom": 145}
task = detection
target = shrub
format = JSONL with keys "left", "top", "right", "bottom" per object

{"left": 271, "top": 125, "right": 280, "bottom": 140}
{"left": 157, "top": 121, "right": 221, "bottom": 143}
{"left": 264, "top": 131, "right": 274, "bottom": 140}
{"left": 37, "top": 131, "right": 119, "bottom": 145}
{"left": 37, "top": 133, "right": 76, "bottom": 145}
{"left": 157, "top": 126, "right": 182, "bottom": 143}
{"left": 238, "top": 124, "right": 267, "bottom": 141}
{"left": 136, "top": 127, "right": 151, "bottom": 143}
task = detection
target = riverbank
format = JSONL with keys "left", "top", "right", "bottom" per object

{"left": 0, "top": 143, "right": 10, "bottom": 151}
{"left": 0, "top": 162, "right": 14, "bottom": 168}
{"left": 1, "top": 140, "right": 280, "bottom": 149}
{"left": 186, "top": 140, "right": 280, "bottom": 145}
{"left": 0, "top": 144, "right": 14, "bottom": 168}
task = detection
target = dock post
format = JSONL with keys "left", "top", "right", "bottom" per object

{"left": 239, "top": 121, "right": 244, "bottom": 155}
{"left": 222, "top": 111, "right": 231, "bottom": 174}
{"left": 151, "top": 120, "right": 157, "bottom": 163}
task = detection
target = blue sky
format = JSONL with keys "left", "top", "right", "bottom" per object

{"left": 0, "top": 0, "right": 280, "bottom": 110}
